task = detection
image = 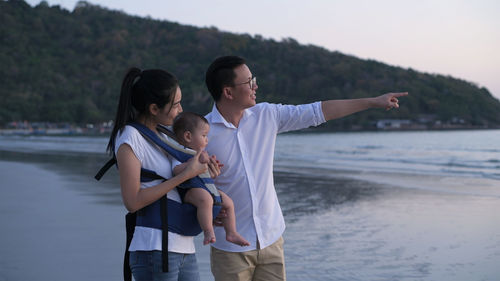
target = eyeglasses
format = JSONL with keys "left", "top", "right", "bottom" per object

{"left": 234, "top": 77, "right": 257, "bottom": 90}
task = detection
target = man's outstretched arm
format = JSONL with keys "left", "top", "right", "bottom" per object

{"left": 321, "top": 92, "right": 408, "bottom": 121}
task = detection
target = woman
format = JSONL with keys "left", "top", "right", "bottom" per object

{"left": 107, "top": 67, "right": 207, "bottom": 281}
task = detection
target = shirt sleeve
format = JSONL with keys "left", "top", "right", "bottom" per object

{"left": 275, "top": 101, "right": 326, "bottom": 133}
{"left": 114, "top": 126, "right": 145, "bottom": 163}
{"left": 171, "top": 158, "right": 182, "bottom": 169}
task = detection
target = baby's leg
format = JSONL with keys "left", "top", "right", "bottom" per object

{"left": 219, "top": 191, "right": 250, "bottom": 246}
{"left": 184, "top": 188, "right": 215, "bottom": 245}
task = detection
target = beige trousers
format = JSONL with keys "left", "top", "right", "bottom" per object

{"left": 210, "top": 236, "right": 286, "bottom": 281}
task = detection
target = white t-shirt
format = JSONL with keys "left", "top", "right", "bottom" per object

{"left": 114, "top": 125, "right": 195, "bottom": 254}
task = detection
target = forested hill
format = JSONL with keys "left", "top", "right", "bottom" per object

{"left": 2, "top": 0, "right": 500, "bottom": 130}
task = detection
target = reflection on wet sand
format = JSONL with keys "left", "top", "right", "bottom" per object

{"left": 275, "top": 169, "right": 385, "bottom": 222}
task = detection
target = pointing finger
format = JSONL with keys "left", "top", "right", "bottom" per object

{"left": 392, "top": 92, "right": 408, "bottom": 97}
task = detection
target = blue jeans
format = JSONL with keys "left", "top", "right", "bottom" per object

{"left": 130, "top": 251, "right": 200, "bottom": 281}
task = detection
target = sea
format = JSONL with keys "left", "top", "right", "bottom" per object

{"left": 0, "top": 129, "right": 499, "bottom": 281}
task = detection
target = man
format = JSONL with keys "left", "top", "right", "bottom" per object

{"left": 204, "top": 55, "right": 407, "bottom": 281}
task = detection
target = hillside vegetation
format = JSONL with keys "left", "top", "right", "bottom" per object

{"left": 2, "top": 0, "right": 500, "bottom": 130}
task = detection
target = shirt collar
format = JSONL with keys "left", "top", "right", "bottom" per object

{"left": 209, "top": 103, "right": 254, "bottom": 129}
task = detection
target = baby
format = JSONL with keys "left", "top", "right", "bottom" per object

{"left": 172, "top": 112, "right": 250, "bottom": 246}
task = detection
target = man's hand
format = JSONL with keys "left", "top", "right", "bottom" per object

{"left": 372, "top": 92, "right": 408, "bottom": 111}
{"left": 208, "top": 154, "right": 223, "bottom": 178}
{"left": 213, "top": 208, "right": 227, "bottom": 227}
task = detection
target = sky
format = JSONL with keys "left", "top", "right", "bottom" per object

{"left": 25, "top": 0, "right": 500, "bottom": 100}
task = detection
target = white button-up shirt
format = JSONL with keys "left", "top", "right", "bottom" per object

{"left": 205, "top": 102, "right": 326, "bottom": 252}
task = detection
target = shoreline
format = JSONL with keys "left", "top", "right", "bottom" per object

{"left": 2, "top": 127, "right": 500, "bottom": 137}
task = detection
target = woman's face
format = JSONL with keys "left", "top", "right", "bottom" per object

{"left": 157, "top": 86, "right": 183, "bottom": 126}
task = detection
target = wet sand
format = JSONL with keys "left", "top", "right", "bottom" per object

{"left": 0, "top": 158, "right": 213, "bottom": 281}
{"left": 274, "top": 170, "right": 500, "bottom": 281}
{"left": 2, "top": 154, "right": 499, "bottom": 281}
{"left": 0, "top": 160, "right": 125, "bottom": 280}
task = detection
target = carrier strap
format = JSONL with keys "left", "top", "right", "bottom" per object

{"left": 94, "top": 158, "right": 116, "bottom": 180}
{"left": 129, "top": 122, "right": 192, "bottom": 162}
{"left": 160, "top": 196, "right": 169, "bottom": 272}
{"left": 137, "top": 168, "right": 204, "bottom": 236}
{"left": 124, "top": 212, "right": 136, "bottom": 281}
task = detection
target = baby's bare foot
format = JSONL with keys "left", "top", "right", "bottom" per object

{"left": 203, "top": 230, "right": 216, "bottom": 245}
{"left": 226, "top": 232, "right": 250, "bottom": 247}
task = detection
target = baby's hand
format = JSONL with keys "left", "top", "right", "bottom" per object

{"left": 199, "top": 151, "right": 210, "bottom": 164}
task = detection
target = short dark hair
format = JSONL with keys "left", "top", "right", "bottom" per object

{"left": 205, "top": 55, "right": 246, "bottom": 102}
{"left": 173, "top": 112, "right": 209, "bottom": 142}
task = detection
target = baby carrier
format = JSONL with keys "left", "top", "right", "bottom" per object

{"left": 95, "top": 122, "right": 222, "bottom": 280}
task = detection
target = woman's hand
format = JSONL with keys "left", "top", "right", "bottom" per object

{"left": 183, "top": 150, "right": 208, "bottom": 178}
{"left": 198, "top": 151, "right": 210, "bottom": 163}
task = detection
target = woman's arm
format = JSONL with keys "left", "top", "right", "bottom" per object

{"left": 117, "top": 144, "right": 207, "bottom": 213}
{"left": 173, "top": 162, "right": 189, "bottom": 176}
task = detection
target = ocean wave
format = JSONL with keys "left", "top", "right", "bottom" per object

{"left": 276, "top": 153, "right": 500, "bottom": 181}
{"left": 355, "top": 145, "right": 384, "bottom": 150}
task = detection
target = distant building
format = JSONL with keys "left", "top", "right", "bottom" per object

{"left": 416, "top": 114, "right": 437, "bottom": 124}
{"left": 376, "top": 119, "right": 412, "bottom": 130}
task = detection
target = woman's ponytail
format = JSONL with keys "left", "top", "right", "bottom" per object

{"left": 107, "top": 67, "right": 142, "bottom": 154}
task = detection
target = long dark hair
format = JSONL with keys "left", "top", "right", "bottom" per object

{"left": 107, "top": 67, "right": 179, "bottom": 154}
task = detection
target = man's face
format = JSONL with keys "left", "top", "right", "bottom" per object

{"left": 229, "top": 64, "right": 258, "bottom": 109}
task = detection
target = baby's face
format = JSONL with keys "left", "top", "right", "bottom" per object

{"left": 188, "top": 122, "right": 210, "bottom": 151}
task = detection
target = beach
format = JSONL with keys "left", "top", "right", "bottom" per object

{"left": 2, "top": 158, "right": 500, "bottom": 281}
{"left": 277, "top": 170, "right": 500, "bottom": 281}
{"left": 1, "top": 130, "right": 499, "bottom": 281}
{"left": 0, "top": 154, "right": 213, "bottom": 281}
{"left": 0, "top": 160, "right": 125, "bottom": 281}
